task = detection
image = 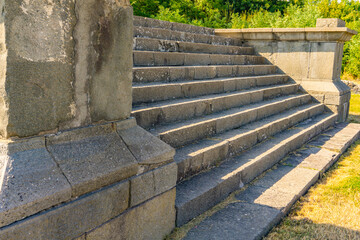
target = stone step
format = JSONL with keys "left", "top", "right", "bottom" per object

{"left": 133, "top": 65, "right": 277, "bottom": 83}
{"left": 132, "top": 84, "right": 300, "bottom": 129}
{"left": 133, "top": 51, "right": 265, "bottom": 67}
{"left": 175, "top": 113, "right": 337, "bottom": 227}
{"left": 134, "top": 37, "right": 254, "bottom": 55}
{"left": 182, "top": 123, "right": 360, "bottom": 240}
{"left": 133, "top": 74, "right": 289, "bottom": 105}
{"left": 134, "top": 26, "right": 241, "bottom": 46}
{"left": 150, "top": 93, "right": 308, "bottom": 149}
{"left": 175, "top": 103, "right": 325, "bottom": 182}
{"left": 134, "top": 16, "right": 215, "bottom": 36}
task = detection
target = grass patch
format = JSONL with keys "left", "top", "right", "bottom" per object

{"left": 266, "top": 93, "right": 360, "bottom": 239}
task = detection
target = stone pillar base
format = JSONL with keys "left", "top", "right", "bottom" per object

{"left": 300, "top": 80, "right": 351, "bottom": 122}
{"left": 0, "top": 119, "right": 176, "bottom": 239}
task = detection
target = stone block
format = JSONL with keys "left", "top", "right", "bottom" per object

{"left": 132, "top": 84, "right": 182, "bottom": 104}
{"left": 0, "top": 137, "right": 71, "bottom": 228}
{"left": 236, "top": 77, "right": 257, "bottom": 90}
{"left": 211, "top": 93, "right": 250, "bottom": 113}
{"left": 227, "top": 131, "right": 258, "bottom": 155}
{"left": 117, "top": 125, "right": 175, "bottom": 166}
{"left": 202, "top": 141, "right": 229, "bottom": 168}
{"left": 131, "top": 107, "right": 161, "bottom": 128}
{"left": 185, "top": 53, "right": 211, "bottom": 65}
{"left": 216, "top": 65, "right": 234, "bottom": 77}
{"left": 236, "top": 65, "right": 254, "bottom": 76}
{"left": 130, "top": 162, "right": 177, "bottom": 207}
{"left": 47, "top": 124, "right": 138, "bottom": 197}
{"left": 154, "top": 52, "right": 185, "bottom": 66}
{"left": 133, "top": 51, "right": 154, "bottom": 66}
{"left": 86, "top": 189, "right": 176, "bottom": 240}
{"left": 170, "top": 66, "right": 195, "bottom": 81}
{"left": 0, "top": 181, "right": 129, "bottom": 240}
{"left": 160, "top": 100, "right": 210, "bottom": 122}
{"left": 194, "top": 66, "right": 217, "bottom": 80}
{"left": 181, "top": 81, "right": 224, "bottom": 98}
{"left": 133, "top": 67, "right": 170, "bottom": 83}
{"left": 160, "top": 121, "right": 216, "bottom": 148}
{"left": 184, "top": 202, "right": 283, "bottom": 240}
{"left": 223, "top": 78, "right": 237, "bottom": 92}
{"left": 210, "top": 54, "right": 231, "bottom": 65}
{"left": 231, "top": 55, "right": 246, "bottom": 65}
{"left": 316, "top": 18, "right": 346, "bottom": 28}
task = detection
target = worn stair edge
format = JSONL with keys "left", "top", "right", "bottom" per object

{"left": 133, "top": 16, "right": 215, "bottom": 36}
{"left": 133, "top": 37, "right": 254, "bottom": 55}
{"left": 175, "top": 113, "right": 337, "bottom": 227}
{"left": 133, "top": 74, "right": 289, "bottom": 104}
{"left": 155, "top": 93, "right": 308, "bottom": 148}
{"left": 133, "top": 51, "right": 265, "bottom": 67}
{"left": 132, "top": 84, "right": 300, "bottom": 129}
{"left": 182, "top": 123, "right": 360, "bottom": 240}
{"left": 175, "top": 103, "right": 325, "bottom": 182}
{"left": 133, "top": 65, "right": 277, "bottom": 83}
{"left": 134, "top": 26, "right": 241, "bottom": 46}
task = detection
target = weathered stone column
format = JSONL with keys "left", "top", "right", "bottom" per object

{"left": 216, "top": 19, "right": 357, "bottom": 122}
{"left": 0, "top": 1, "right": 176, "bottom": 239}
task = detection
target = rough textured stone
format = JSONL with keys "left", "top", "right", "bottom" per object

{"left": 0, "top": 137, "right": 71, "bottom": 228}
{"left": 184, "top": 202, "right": 283, "bottom": 240}
{"left": 0, "top": 180, "right": 129, "bottom": 240}
{"left": 47, "top": 124, "right": 138, "bottom": 197}
{"left": 130, "top": 162, "right": 177, "bottom": 207}
{"left": 86, "top": 189, "right": 176, "bottom": 240}
{"left": 117, "top": 125, "right": 175, "bottom": 166}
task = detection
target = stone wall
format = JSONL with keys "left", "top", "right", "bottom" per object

{"left": 216, "top": 19, "right": 357, "bottom": 122}
{"left": 0, "top": 1, "right": 177, "bottom": 239}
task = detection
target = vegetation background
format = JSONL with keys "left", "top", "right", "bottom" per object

{"left": 130, "top": 0, "right": 360, "bottom": 81}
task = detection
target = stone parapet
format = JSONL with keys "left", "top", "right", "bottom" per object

{"left": 215, "top": 19, "right": 357, "bottom": 122}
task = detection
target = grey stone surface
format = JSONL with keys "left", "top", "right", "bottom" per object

{"left": 130, "top": 162, "right": 177, "bottom": 207}
{"left": 86, "top": 189, "right": 176, "bottom": 240}
{"left": 184, "top": 202, "right": 283, "bottom": 240}
{"left": 0, "top": 0, "right": 134, "bottom": 137}
{"left": 117, "top": 125, "right": 175, "bottom": 166}
{"left": 0, "top": 137, "right": 71, "bottom": 228}
{"left": 0, "top": 180, "right": 129, "bottom": 240}
{"left": 47, "top": 123, "right": 138, "bottom": 197}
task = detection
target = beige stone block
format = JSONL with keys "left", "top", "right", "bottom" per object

{"left": 211, "top": 54, "right": 231, "bottom": 65}
{"left": 224, "top": 78, "right": 237, "bottom": 92}
{"left": 160, "top": 121, "right": 216, "bottom": 148}
{"left": 185, "top": 53, "right": 211, "bottom": 65}
{"left": 86, "top": 189, "right": 176, "bottom": 240}
{"left": 309, "top": 42, "right": 337, "bottom": 80}
{"left": 154, "top": 52, "right": 185, "bottom": 66}
{"left": 236, "top": 65, "right": 254, "bottom": 77}
{"left": 316, "top": 18, "right": 346, "bottom": 28}
{"left": 211, "top": 93, "right": 250, "bottom": 113}
{"left": 194, "top": 66, "right": 217, "bottom": 79}
{"left": 216, "top": 65, "right": 234, "bottom": 77}
{"left": 169, "top": 66, "right": 194, "bottom": 81}
{"left": 236, "top": 77, "right": 256, "bottom": 90}
{"left": 276, "top": 41, "right": 310, "bottom": 80}
{"left": 130, "top": 162, "right": 177, "bottom": 207}
{"left": 117, "top": 125, "right": 175, "bottom": 166}
{"left": 0, "top": 180, "right": 130, "bottom": 240}
{"left": 133, "top": 51, "right": 154, "bottom": 66}
{"left": 133, "top": 67, "right": 170, "bottom": 83}
{"left": 231, "top": 55, "right": 246, "bottom": 65}
{"left": 181, "top": 81, "right": 224, "bottom": 97}
{"left": 160, "top": 100, "right": 210, "bottom": 122}
{"left": 47, "top": 124, "right": 138, "bottom": 197}
{"left": 132, "top": 84, "right": 182, "bottom": 104}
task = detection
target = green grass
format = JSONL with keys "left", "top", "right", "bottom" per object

{"left": 265, "top": 94, "right": 360, "bottom": 239}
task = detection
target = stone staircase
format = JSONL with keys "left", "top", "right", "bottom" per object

{"left": 132, "top": 16, "right": 337, "bottom": 227}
